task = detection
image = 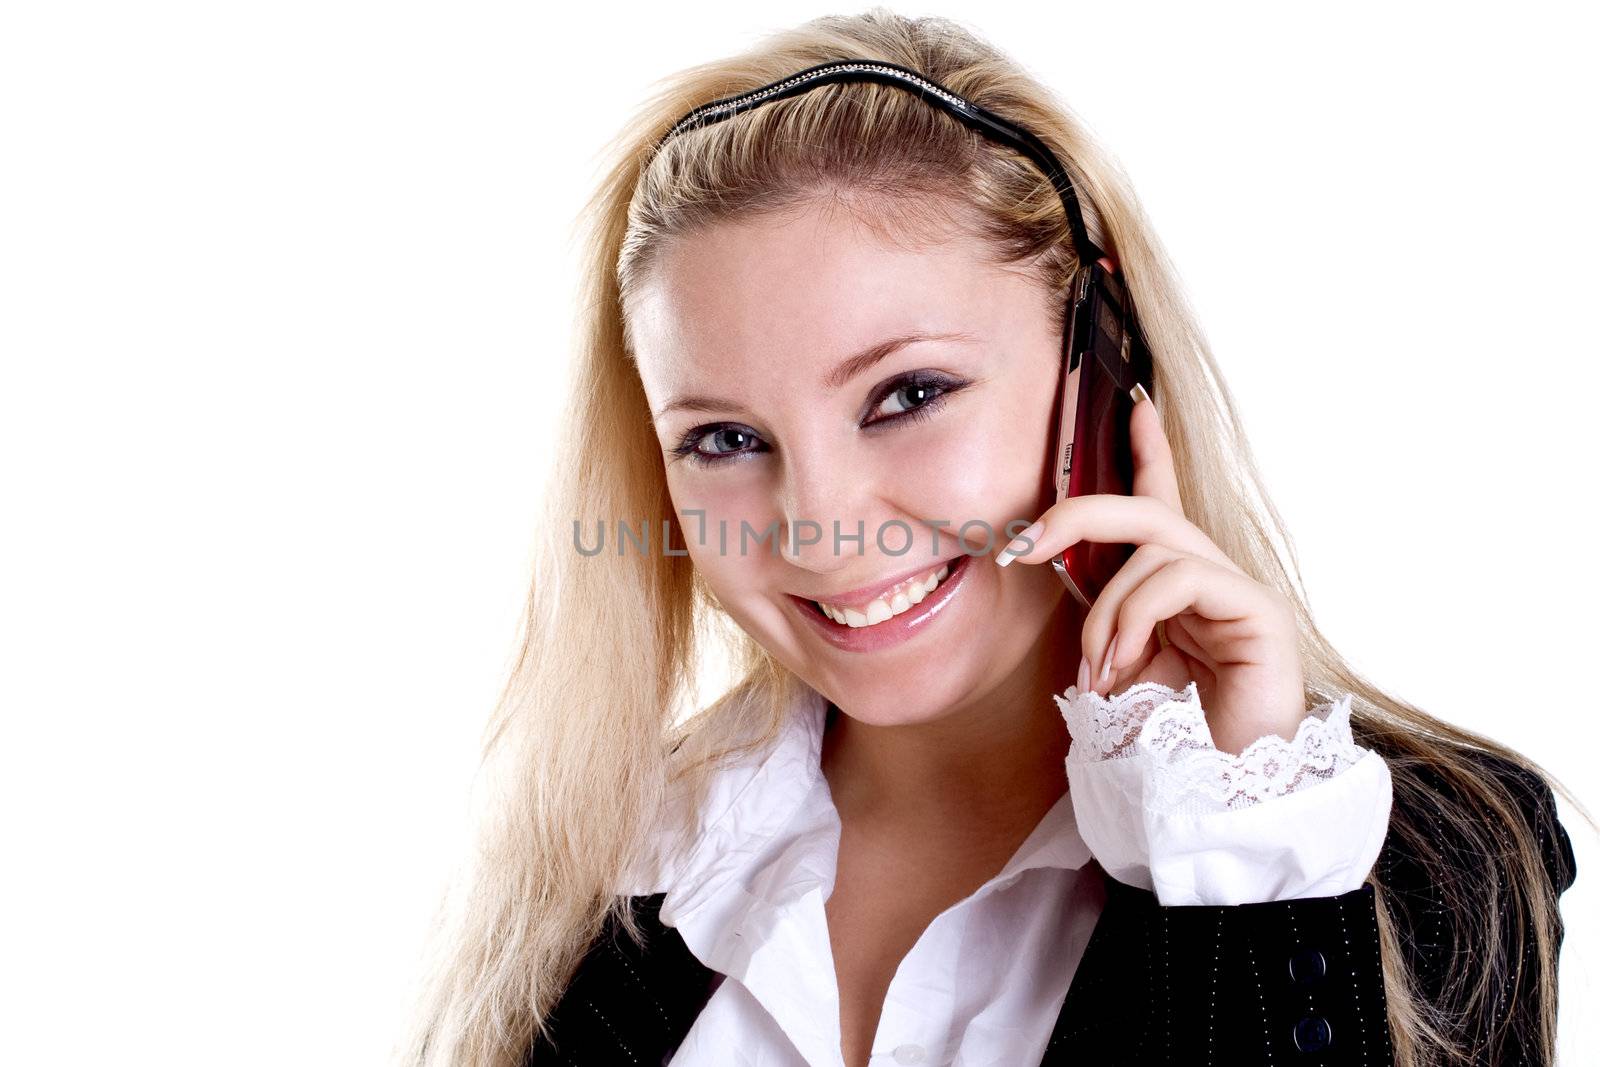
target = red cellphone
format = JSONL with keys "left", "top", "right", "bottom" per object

{"left": 1045, "top": 259, "right": 1156, "bottom": 610}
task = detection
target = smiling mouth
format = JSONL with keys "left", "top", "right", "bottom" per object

{"left": 803, "top": 555, "right": 967, "bottom": 629}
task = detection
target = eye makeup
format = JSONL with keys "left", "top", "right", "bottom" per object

{"left": 666, "top": 369, "right": 971, "bottom": 468}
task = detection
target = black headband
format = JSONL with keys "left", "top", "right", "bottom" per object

{"left": 655, "top": 58, "right": 1108, "bottom": 268}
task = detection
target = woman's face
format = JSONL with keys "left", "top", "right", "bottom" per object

{"left": 629, "top": 198, "right": 1074, "bottom": 726}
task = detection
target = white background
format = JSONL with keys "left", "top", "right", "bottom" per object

{"left": 2, "top": 2, "right": 1595, "bottom": 1063}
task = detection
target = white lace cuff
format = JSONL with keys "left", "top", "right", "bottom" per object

{"left": 1055, "top": 681, "right": 1393, "bottom": 907}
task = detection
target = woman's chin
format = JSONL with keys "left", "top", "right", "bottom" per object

{"left": 830, "top": 672, "right": 985, "bottom": 727}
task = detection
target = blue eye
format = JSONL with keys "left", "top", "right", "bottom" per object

{"left": 699, "top": 426, "right": 758, "bottom": 457}
{"left": 670, "top": 424, "right": 765, "bottom": 466}
{"left": 870, "top": 376, "right": 950, "bottom": 422}
{"left": 668, "top": 371, "right": 968, "bottom": 468}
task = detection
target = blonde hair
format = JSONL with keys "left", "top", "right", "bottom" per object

{"left": 398, "top": 9, "right": 1579, "bottom": 1065}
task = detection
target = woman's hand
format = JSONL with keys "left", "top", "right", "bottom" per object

{"left": 995, "top": 388, "right": 1307, "bottom": 755}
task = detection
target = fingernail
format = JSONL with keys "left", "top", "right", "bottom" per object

{"left": 995, "top": 520, "right": 1044, "bottom": 568}
{"left": 1098, "top": 632, "right": 1120, "bottom": 686}
{"left": 1076, "top": 655, "right": 1089, "bottom": 694}
{"left": 1130, "top": 382, "right": 1155, "bottom": 414}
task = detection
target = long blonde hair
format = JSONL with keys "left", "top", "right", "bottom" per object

{"left": 397, "top": 9, "right": 1578, "bottom": 1065}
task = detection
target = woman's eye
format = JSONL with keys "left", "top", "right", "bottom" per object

{"left": 670, "top": 424, "right": 764, "bottom": 466}
{"left": 873, "top": 380, "right": 940, "bottom": 419}
{"left": 669, "top": 373, "right": 966, "bottom": 468}
{"left": 699, "top": 427, "right": 757, "bottom": 455}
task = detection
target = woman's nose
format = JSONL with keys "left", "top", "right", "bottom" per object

{"left": 775, "top": 461, "right": 873, "bottom": 574}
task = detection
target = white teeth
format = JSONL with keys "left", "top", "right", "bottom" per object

{"left": 814, "top": 560, "right": 957, "bottom": 629}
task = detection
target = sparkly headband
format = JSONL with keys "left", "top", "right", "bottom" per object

{"left": 654, "top": 58, "right": 1108, "bottom": 268}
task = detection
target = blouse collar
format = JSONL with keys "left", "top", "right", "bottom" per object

{"left": 647, "top": 681, "right": 1094, "bottom": 981}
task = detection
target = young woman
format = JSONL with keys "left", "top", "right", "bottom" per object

{"left": 400, "top": 9, "right": 1577, "bottom": 1066}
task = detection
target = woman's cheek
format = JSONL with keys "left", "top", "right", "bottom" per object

{"left": 668, "top": 479, "right": 780, "bottom": 579}
{"left": 876, "top": 411, "right": 1046, "bottom": 543}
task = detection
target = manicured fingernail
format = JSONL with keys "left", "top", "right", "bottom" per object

{"left": 995, "top": 520, "right": 1044, "bottom": 567}
{"left": 1076, "top": 656, "right": 1089, "bottom": 693}
{"left": 1130, "top": 382, "right": 1155, "bottom": 414}
{"left": 1098, "top": 632, "right": 1119, "bottom": 686}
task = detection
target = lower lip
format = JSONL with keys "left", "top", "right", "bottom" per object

{"left": 788, "top": 553, "right": 974, "bottom": 653}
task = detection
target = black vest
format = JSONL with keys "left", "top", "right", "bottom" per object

{"left": 526, "top": 749, "right": 1576, "bottom": 1066}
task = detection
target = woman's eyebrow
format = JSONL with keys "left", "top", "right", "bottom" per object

{"left": 820, "top": 330, "right": 981, "bottom": 390}
{"left": 652, "top": 330, "right": 981, "bottom": 420}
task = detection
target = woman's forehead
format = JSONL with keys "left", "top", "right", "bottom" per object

{"left": 630, "top": 202, "right": 1034, "bottom": 398}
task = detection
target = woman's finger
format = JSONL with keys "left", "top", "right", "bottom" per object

{"left": 997, "top": 492, "right": 1240, "bottom": 575}
{"left": 1157, "top": 613, "right": 1219, "bottom": 691}
{"left": 1096, "top": 555, "right": 1271, "bottom": 688}
{"left": 1128, "top": 386, "right": 1185, "bottom": 516}
{"left": 1078, "top": 541, "right": 1184, "bottom": 682}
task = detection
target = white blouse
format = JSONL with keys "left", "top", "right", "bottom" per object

{"left": 624, "top": 680, "right": 1394, "bottom": 1067}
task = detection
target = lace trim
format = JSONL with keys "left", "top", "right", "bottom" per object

{"left": 1053, "top": 681, "right": 1364, "bottom": 812}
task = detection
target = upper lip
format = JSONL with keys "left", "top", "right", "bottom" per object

{"left": 790, "top": 554, "right": 964, "bottom": 611}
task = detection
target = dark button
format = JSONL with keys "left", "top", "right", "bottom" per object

{"left": 1292, "top": 1014, "right": 1333, "bottom": 1052}
{"left": 1289, "top": 947, "right": 1327, "bottom": 984}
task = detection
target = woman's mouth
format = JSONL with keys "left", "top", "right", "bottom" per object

{"left": 811, "top": 559, "right": 955, "bottom": 627}
{"left": 787, "top": 552, "right": 974, "bottom": 653}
